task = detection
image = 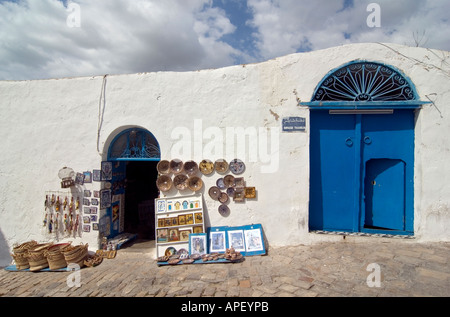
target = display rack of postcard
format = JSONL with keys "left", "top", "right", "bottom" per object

{"left": 155, "top": 194, "right": 205, "bottom": 258}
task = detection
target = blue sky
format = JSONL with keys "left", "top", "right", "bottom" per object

{"left": 0, "top": 0, "right": 449, "bottom": 80}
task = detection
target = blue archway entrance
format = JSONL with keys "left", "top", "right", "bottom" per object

{"left": 106, "top": 128, "right": 161, "bottom": 240}
{"left": 303, "top": 61, "right": 429, "bottom": 236}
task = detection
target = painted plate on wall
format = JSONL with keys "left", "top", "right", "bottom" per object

{"left": 218, "top": 204, "right": 230, "bottom": 216}
{"left": 214, "top": 159, "right": 229, "bottom": 174}
{"left": 199, "top": 160, "right": 214, "bottom": 175}
{"left": 157, "top": 160, "right": 171, "bottom": 174}
{"left": 173, "top": 174, "right": 188, "bottom": 190}
{"left": 169, "top": 159, "right": 184, "bottom": 174}
{"left": 156, "top": 175, "right": 172, "bottom": 192}
{"left": 188, "top": 176, "right": 203, "bottom": 191}
{"left": 184, "top": 160, "right": 199, "bottom": 176}
{"left": 229, "top": 159, "right": 245, "bottom": 175}
{"left": 208, "top": 186, "right": 221, "bottom": 200}
{"left": 216, "top": 178, "right": 225, "bottom": 190}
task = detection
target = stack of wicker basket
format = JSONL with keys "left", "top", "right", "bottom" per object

{"left": 11, "top": 240, "right": 38, "bottom": 270}
{"left": 45, "top": 243, "right": 72, "bottom": 270}
{"left": 28, "top": 243, "right": 54, "bottom": 272}
{"left": 62, "top": 243, "right": 89, "bottom": 268}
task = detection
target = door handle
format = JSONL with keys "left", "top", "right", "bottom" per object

{"left": 345, "top": 138, "right": 353, "bottom": 147}
{"left": 364, "top": 136, "right": 372, "bottom": 145}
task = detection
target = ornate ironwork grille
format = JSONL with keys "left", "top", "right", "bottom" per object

{"left": 312, "top": 62, "right": 416, "bottom": 102}
{"left": 108, "top": 128, "right": 160, "bottom": 161}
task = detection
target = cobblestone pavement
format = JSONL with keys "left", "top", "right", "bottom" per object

{"left": 0, "top": 237, "right": 449, "bottom": 298}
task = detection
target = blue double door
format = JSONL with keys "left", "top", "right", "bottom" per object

{"left": 309, "top": 110, "right": 415, "bottom": 235}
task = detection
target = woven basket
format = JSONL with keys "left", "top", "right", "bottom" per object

{"left": 11, "top": 240, "right": 38, "bottom": 270}
{"left": 28, "top": 243, "right": 53, "bottom": 272}
{"left": 62, "top": 244, "right": 89, "bottom": 268}
{"left": 45, "top": 243, "right": 72, "bottom": 270}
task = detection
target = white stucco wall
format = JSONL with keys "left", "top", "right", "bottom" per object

{"left": 1, "top": 43, "right": 449, "bottom": 266}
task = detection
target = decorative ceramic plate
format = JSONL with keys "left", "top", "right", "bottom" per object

{"left": 216, "top": 178, "right": 225, "bottom": 190}
{"left": 169, "top": 159, "right": 184, "bottom": 174}
{"left": 199, "top": 159, "right": 214, "bottom": 175}
{"left": 214, "top": 159, "right": 229, "bottom": 174}
{"left": 156, "top": 160, "right": 171, "bottom": 174}
{"left": 208, "top": 186, "right": 221, "bottom": 200}
{"left": 177, "top": 248, "right": 189, "bottom": 256}
{"left": 218, "top": 204, "right": 230, "bottom": 216}
{"left": 165, "top": 247, "right": 176, "bottom": 256}
{"left": 173, "top": 174, "right": 188, "bottom": 190}
{"left": 229, "top": 159, "right": 245, "bottom": 175}
{"left": 224, "top": 175, "right": 235, "bottom": 188}
{"left": 156, "top": 175, "right": 172, "bottom": 192}
{"left": 184, "top": 160, "right": 199, "bottom": 176}
{"left": 226, "top": 187, "right": 235, "bottom": 197}
{"left": 182, "top": 258, "right": 194, "bottom": 264}
{"left": 218, "top": 192, "right": 229, "bottom": 204}
{"left": 188, "top": 176, "right": 203, "bottom": 191}
{"left": 168, "top": 258, "right": 180, "bottom": 265}
{"left": 190, "top": 253, "right": 201, "bottom": 260}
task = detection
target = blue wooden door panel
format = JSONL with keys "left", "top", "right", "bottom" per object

{"left": 364, "top": 159, "right": 405, "bottom": 230}
{"left": 309, "top": 111, "right": 357, "bottom": 231}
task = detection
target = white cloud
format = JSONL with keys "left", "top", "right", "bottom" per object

{"left": 247, "top": 0, "right": 450, "bottom": 60}
{"left": 0, "top": 0, "right": 243, "bottom": 80}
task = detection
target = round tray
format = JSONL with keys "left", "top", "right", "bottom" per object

{"left": 224, "top": 175, "right": 235, "bottom": 188}
{"left": 188, "top": 176, "right": 203, "bottom": 191}
{"left": 229, "top": 159, "right": 245, "bottom": 175}
{"left": 184, "top": 160, "right": 199, "bottom": 176}
{"left": 199, "top": 159, "right": 214, "bottom": 175}
{"left": 218, "top": 192, "right": 229, "bottom": 204}
{"left": 173, "top": 174, "right": 188, "bottom": 190}
{"left": 208, "top": 186, "right": 221, "bottom": 200}
{"left": 156, "top": 175, "right": 172, "bottom": 192}
{"left": 156, "top": 160, "right": 171, "bottom": 174}
{"left": 218, "top": 204, "right": 230, "bottom": 216}
{"left": 214, "top": 159, "right": 229, "bottom": 174}
{"left": 169, "top": 159, "right": 184, "bottom": 174}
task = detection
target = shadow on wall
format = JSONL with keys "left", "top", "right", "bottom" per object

{"left": 0, "top": 228, "right": 12, "bottom": 267}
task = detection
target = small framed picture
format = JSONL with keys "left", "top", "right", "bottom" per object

{"left": 90, "top": 207, "right": 97, "bottom": 214}
{"left": 93, "top": 190, "right": 100, "bottom": 198}
{"left": 227, "top": 229, "right": 245, "bottom": 252}
{"left": 83, "top": 198, "right": 90, "bottom": 206}
{"left": 170, "top": 217, "right": 178, "bottom": 227}
{"left": 101, "top": 161, "right": 112, "bottom": 181}
{"left": 157, "top": 229, "right": 168, "bottom": 243}
{"left": 186, "top": 214, "right": 194, "bottom": 225}
{"left": 179, "top": 229, "right": 192, "bottom": 242}
{"left": 189, "top": 233, "right": 207, "bottom": 255}
{"left": 84, "top": 190, "right": 91, "bottom": 197}
{"left": 83, "top": 207, "right": 91, "bottom": 214}
{"left": 92, "top": 223, "right": 99, "bottom": 231}
{"left": 100, "top": 189, "right": 111, "bottom": 209}
{"left": 210, "top": 229, "right": 227, "bottom": 253}
{"left": 194, "top": 212, "right": 203, "bottom": 224}
{"left": 157, "top": 218, "right": 165, "bottom": 228}
{"left": 83, "top": 216, "right": 91, "bottom": 224}
{"left": 193, "top": 226, "right": 203, "bottom": 234}
{"left": 91, "top": 198, "right": 98, "bottom": 206}
{"left": 168, "top": 228, "right": 180, "bottom": 242}
{"left": 178, "top": 214, "right": 186, "bottom": 226}
{"left": 83, "top": 225, "right": 91, "bottom": 232}
{"left": 93, "top": 170, "right": 101, "bottom": 182}
{"left": 90, "top": 215, "right": 98, "bottom": 222}
{"left": 83, "top": 171, "right": 92, "bottom": 183}
{"left": 75, "top": 173, "right": 85, "bottom": 185}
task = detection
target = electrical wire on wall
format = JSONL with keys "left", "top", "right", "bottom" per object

{"left": 97, "top": 74, "right": 108, "bottom": 155}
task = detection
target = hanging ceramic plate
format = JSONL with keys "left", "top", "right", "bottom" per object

{"left": 214, "top": 159, "right": 229, "bottom": 174}
{"left": 226, "top": 187, "right": 235, "bottom": 198}
{"left": 188, "top": 176, "right": 203, "bottom": 191}
{"left": 218, "top": 192, "right": 229, "bottom": 204}
{"left": 199, "top": 159, "right": 214, "bottom": 175}
{"left": 208, "top": 186, "right": 221, "bottom": 200}
{"left": 234, "top": 177, "right": 245, "bottom": 189}
{"left": 156, "top": 175, "right": 172, "bottom": 192}
{"left": 173, "top": 174, "right": 188, "bottom": 190}
{"left": 229, "top": 159, "right": 245, "bottom": 175}
{"left": 224, "top": 175, "right": 235, "bottom": 188}
{"left": 218, "top": 204, "right": 230, "bottom": 216}
{"left": 184, "top": 160, "right": 199, "bottom": 176}
{"left": 157, "top": 160, "right": 171, "bottom": 174}
{"left": 169, "top": 159, "right": 184, "bottom": 174}
{"left": 216, "top": 178, "right": 225, "bottom": 190}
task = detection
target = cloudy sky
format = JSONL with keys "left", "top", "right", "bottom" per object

{"left": 0, "top": 0, "right": 449, "bottom": 80}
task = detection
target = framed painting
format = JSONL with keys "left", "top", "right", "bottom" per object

{"left": 209, "top": 228, "right": 227, "bottom": 253}
{"left": 157, "top": 229, "right": 168, "bottom": 243}
{"left": 227, "top": 229, "right": 245, "bottom": 252}
{"left": 189, "top": 233, "right": 207, "bottom": 255}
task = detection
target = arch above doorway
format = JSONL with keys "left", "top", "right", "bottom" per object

{"left": 108, "top": 128, "right": 160, "bottom": 161}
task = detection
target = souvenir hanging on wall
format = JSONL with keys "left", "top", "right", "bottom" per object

{"left": 229, "top": 159, "right": 245, "bottom": 175}
{"left": 199, "top": 159, "right": 214, "bottom": 175}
